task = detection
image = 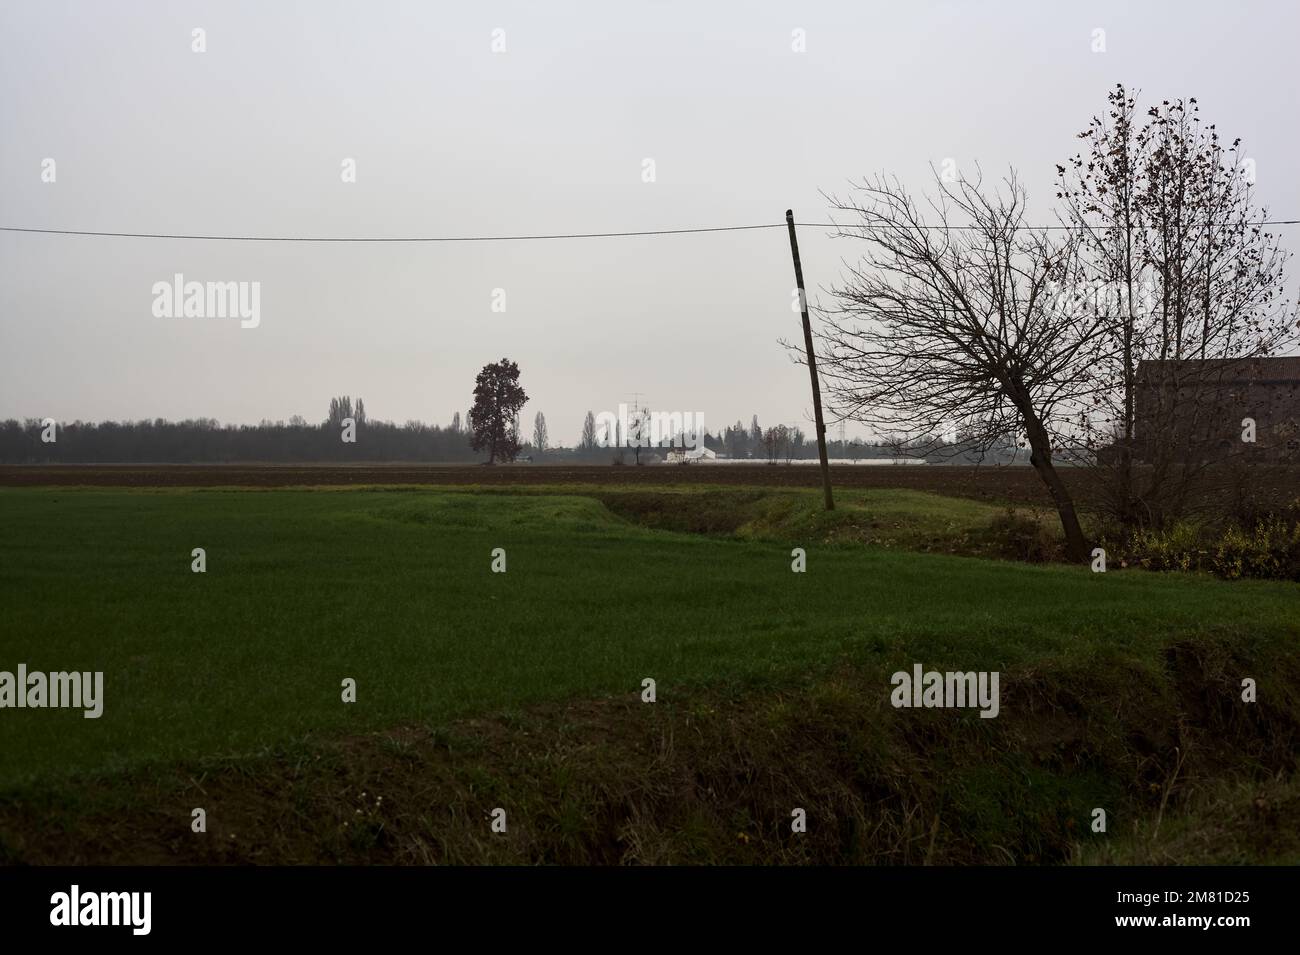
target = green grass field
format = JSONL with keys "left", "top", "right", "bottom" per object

{"left": 1, "top": 485, "right": 1295, "bottom": 785}
{"left": 1, "top": 485, "right": 1298, "bottom": 864}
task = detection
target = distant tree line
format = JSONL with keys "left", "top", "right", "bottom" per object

{"left": 0, "top": 392, "right": 487, "bottom": 463}
{"left": 1, "top": 400, "right": 1021, "bottom": 465}
{"left": 0, "top": 358, "right": 1023, "bottom": 466}
{"left": 0, "top": 412, "right": 477, "bottom": 464}
{"left": 566, "top": 410, "right": 1019, "bottom": 464}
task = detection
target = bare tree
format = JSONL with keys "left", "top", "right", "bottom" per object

{"left": 766, "top": 424, "right": 795, "bottom": 465}
{"left": 762, "top": 426, "right": 780, "bottom": 464}
{"left": 813, "top": 169, "right": 1102, "bottom": 561}
{"left": 580, "top": 411, "right": 597, "bottom": 450}
{"left": 882, "top": 435, "right": 910, "bottom": 463}
{"left": 1058, "top": 86, "right": 1299, "bottom": 527}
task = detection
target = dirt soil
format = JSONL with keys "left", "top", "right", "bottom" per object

{"left": 0, "top": 463, "right": 1067, "bottom": 505}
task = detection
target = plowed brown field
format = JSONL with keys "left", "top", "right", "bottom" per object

{"left": 0, "top": 463, "right": 1067, "bottom": 504}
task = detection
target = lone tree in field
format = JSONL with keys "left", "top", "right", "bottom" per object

{"left": 468, "top": 358, "right": 528, "bottom": 463}
{"left": 580, "top": 411, "right": 597, "bottom": 450}
{"left": 814, "top": 169, "right": 1101, "bottom": 562}
{"left": 1057, "top": 85, "right": 1298, "bottom": 528}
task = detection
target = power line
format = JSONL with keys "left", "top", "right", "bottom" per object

{"left": 0, "top": 223, "right": 798, "bottom": 242}
{"left": 0, "top": 220, "right": 1297, "bottom": 242}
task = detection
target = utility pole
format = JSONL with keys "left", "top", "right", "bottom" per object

{"left": 785, "top": 209, "right": 834, "bottom": 511}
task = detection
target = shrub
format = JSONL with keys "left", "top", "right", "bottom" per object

{"left": 1212, "top": 518, "right": 1300, "bottom": 581}
{"left": 1119, "top": 513, "right": 1300, "bottom": 581}
{"left": 985, "top": 508, "right": 1059, "bottom": 563}
{"left": 1125, "top": 521, "right": 1208, "bottom": 574}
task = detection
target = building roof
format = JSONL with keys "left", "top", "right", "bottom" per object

{"left": 1137, "top": 356, "right": 1300, "bottom": 386}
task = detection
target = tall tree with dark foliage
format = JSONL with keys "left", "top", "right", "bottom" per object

{"left": 468, "top": 359, "right": 528, "bottom": 464}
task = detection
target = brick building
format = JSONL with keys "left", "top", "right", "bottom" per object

{"left": 1134, "top": 357, "right": 1300, "bottom": 462}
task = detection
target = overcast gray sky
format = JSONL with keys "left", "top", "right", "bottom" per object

{"left": 3, "top": 0, "right": 1297, "bottom": 443}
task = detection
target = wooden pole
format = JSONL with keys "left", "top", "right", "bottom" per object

{"left": 785, "top": 209, "right": 834, "bottom": 511}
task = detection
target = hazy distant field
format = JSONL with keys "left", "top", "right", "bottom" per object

{"left": 2, "top": 484, "right": 1298, "bottom": 864}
